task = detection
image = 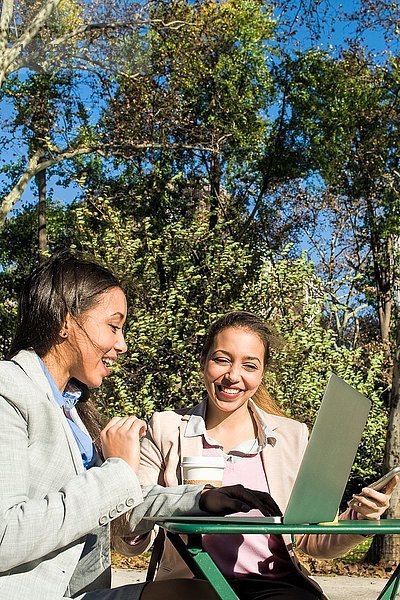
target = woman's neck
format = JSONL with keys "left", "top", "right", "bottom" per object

{"left": 205, "top": 401, "right": 257, "bottom": 452}
{"left": 42, "top": 351, "right": 70, "bottom": 392}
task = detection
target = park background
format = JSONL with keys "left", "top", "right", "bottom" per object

{"left": 1, "top": 0, "right": 399, "bottom": 570}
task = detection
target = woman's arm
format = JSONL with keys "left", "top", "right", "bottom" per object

{"left": 0, "top": 396, "right": 143, "bottom": 571}
{"left": 295, "top": 510, "right": 366, "bottom": 559}
{"left": 295, "top": 478, "right": 399, "bottom": 559}
{"left": 113, "top": 414, "right": 176, "bottom": 555}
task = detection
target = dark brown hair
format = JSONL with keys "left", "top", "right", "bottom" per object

{"left": 200, "top": 311, "right": 284, "bottom": 416}
{"left": 8, "top": 251, "right": 122, "bottom": 442}
{"left": 8, "top": 251, "right": 120, "bottom": 359}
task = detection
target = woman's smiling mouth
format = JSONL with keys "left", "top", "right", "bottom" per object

{"left": 216, "top": 384, "right": 244, "bottom": 399}
{"left": 102, "top": 357, "right": 115, "bottom": 367}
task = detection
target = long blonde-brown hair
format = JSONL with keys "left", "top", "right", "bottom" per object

{"left": 200, "top": 311, "right": 285, "bottom": 416}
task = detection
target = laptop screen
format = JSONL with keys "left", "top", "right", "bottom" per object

{"left": 283, "top": 373, "right": 371, "bottom": 524}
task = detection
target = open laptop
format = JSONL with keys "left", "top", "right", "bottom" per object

{"left": 151, "top": 373, "right": 371, "bottom": 525}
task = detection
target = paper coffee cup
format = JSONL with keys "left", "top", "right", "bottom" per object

{"left": 181, "top": 456, "right": 225, "bottom": 487}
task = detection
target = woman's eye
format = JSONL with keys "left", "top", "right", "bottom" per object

{"left": 213, "top": 357, "right": 230, "bottom": 365}
{"left": 110, "top": 324, "right": 121, "bottom": 333}
{"left": 244, "top": 363, "right": 258, "bottom": 370}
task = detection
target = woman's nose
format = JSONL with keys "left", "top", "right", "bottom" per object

{"left": 225, "top": 365, "right": 240, "bottom": 382}
{"left": 115, "top": 332, "right": 127, "bottom": 354}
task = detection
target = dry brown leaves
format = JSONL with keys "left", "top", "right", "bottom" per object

{"left": 112, "top": 549, "right": 397, "bottom": 578}
{"left": 297, "top": 551, "right": 397, "bottom": 578}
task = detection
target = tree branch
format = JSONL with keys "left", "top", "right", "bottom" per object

{"left": 0, "top": 0, "right": 15, "bottom": 76}
{"left": 0, "top": 0, "right": 62, "bottom": 87}
{"left": 0, "top": 148, "right": 45, "bottom": 225}
{"left": 0, "top": 140, "right": 215, "bottom": 227}
{"left": 47, "top": 18, "right": 195, "bottom": 47}
{"left": 1, "top": 8, "right": 196, "bottom": 85}
{"left": 0, "top": 0, "right": 14, "bottom": 37}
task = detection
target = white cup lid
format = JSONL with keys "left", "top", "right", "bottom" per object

{"left": 181, "top": 456, "right": 225, "bottom": 467}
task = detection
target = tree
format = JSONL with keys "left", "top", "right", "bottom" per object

{"left": 286, "top": 48, "right": 400, "bottom": 561}
{"left": 264, "top": 252, "right": 387, "bottom": 500}
{"left": 0, "top": 0, "right": 96, "bottom": 224}
{"left": 348, "top": 0, "right": 400, "bottom": 46}
{"left": 0, "top": 0, "right": 395, "bottom": 562}
{"left": 102, "top": 0, "right": 279, "bottom": 231}
{"left": 0, "top": 198, "right": 70, "bottom": 356}
{"left": 55, "top": 195, "right": 386, "bottom": 506}
{"left": 0, "top": 0, "right": 195, "bottom": 225}
{"left": 0, "top": 0, "right": 181, "bottom": 87}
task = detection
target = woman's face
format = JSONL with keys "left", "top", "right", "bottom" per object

{"left": 63, "top": 286, "right": 128, "bottom": 389}
{"left": 202, "top": 326, "right": 265, "bottom": 415}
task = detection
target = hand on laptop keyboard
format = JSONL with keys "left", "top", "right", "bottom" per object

{"left": 199, "top": 484, "right": 283, "bottom": 516}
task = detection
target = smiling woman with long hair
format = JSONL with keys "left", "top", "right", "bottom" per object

{"left": 124, "top": 311, "right": 398, "bottom": 600}
{"left": 0, "top": 254, "right": 280, "bottom": 600}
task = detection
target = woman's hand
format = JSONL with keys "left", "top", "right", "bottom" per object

{"left": 100, "top": 416, "right": 147, "bottom": 473}
{"left": 199, "top": 484, "right": 282, "bottom": 517}
{"left": 348, "top": 475, "right": 399, "bottom": 520}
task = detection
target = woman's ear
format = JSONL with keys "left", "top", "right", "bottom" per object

{"left": 199, "top": 357, "right": 205, "bottom": 374}
{"left": 199, "top": 368, "right": 205, "bottom": 385}
{"left": 59, "top": 315, "right": 72, "bottom": 339}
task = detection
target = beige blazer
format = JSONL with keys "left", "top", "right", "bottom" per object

{"left": 123, "top": 402, "right": 365, "bottom": 595}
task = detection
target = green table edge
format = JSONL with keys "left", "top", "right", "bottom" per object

{"left": 157, "top": 519, "right": 400, "bottom": 535}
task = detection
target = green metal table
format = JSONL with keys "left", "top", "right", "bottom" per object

{"left": 156, "top": 518, "right": 400, "bottom": 600}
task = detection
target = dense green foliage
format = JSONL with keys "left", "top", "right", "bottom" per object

{"left": 57, "top": 196, "right": 387, "bottom": 495}
{"left": 1, "top": 0, "right": 398, "bottom": 508}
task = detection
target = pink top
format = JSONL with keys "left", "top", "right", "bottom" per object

{"left": 202, "top": 444, "right": 295, "bottom": 579}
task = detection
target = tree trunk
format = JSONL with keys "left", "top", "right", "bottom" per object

{"left": 209, "top": 152, "right": 221, "bottom": 231}
{"left": 0, "top": 0, "right": 63, "bottom": 90}
{"left": 365, "top": 233, "right": 400, "bottom": 564}
{"left": 380, "top": 233, "right": 400, "bottom": 562}
{"left": 381, "top": 346, "right": 400, "bottom": 563}
{"left": 36, "top": 166, "right": 47, "bottom": 258}
{"left": 365, "top": 339, "right": 400, "bottom": 563}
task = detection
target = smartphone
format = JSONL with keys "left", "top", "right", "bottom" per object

{"left": 368, "top": 466, "right": 400, "bottom": 491}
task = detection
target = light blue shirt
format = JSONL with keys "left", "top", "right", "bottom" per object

{"left": 38, "top": 357, "right": 95, "bottom": 469}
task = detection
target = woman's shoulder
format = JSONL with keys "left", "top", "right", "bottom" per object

{"left": 0, "top": 354, "right": 30, "bottom": 387}
{"left": 150, "top": 403, "right": 199, "bottom": 424}
{"left": 0, "top": 350, "right": 38, "bottom": 376}
{"left": 0, "top": 351, "right": 48, "bottom": 411}
{"left": 147, "top": 403, "right": 201, "bottom": 441}
{"left": 259, "top": 408, "right": 308, "bottom": 434}
{"left": 0, "top": 358, "right": 31, "bottom": 416}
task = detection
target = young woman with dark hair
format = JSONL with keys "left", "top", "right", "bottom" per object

{"left": 126, "top": 311, "right": 398, "bottom": 600}
{"left": 0, "top": 257, "right": 278, "bottom": 600}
